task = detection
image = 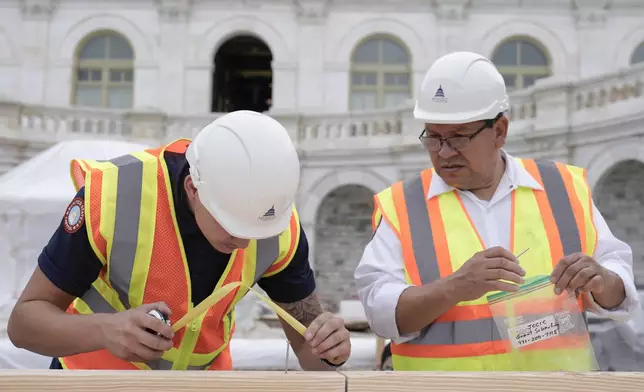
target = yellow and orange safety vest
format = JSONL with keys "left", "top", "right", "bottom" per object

{"left": 59, "top": 139, "right": 301, "bottom": 370}
{"left": 372, "top": 158, "right": 598, "bottom": 371}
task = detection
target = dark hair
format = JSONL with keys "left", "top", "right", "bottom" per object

{"left": 380, "top": 342, "right": 392, "bottom": 365}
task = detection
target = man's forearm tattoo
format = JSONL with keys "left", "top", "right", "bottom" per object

{"left": 278, "top": 292, "right": 324, "bottom": 327}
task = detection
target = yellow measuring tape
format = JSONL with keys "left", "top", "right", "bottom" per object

{"left": 171, "top": 281, "right": 307, "bottom": 336}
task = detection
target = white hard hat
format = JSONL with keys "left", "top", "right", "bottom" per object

{"left": 414, "top": 51, "right": 510, "bottom": 124}
{"left": 185, "top": 110, "right": 300, "bottom": 240}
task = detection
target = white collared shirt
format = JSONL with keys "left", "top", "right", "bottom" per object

{"left": 354, "top": 151, "right": 641, "bottom": 343}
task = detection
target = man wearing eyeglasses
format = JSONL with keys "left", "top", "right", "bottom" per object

{"left": 353, "top": 51, "right": 639, "bottom": 371}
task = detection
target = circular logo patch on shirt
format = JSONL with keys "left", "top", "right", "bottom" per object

{"left": 63, "top": 197, "right": 85, "bottom": 234}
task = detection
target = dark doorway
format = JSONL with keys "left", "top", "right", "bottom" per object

{"left": 212, "top": 35, "right": 273, "bottom": 113}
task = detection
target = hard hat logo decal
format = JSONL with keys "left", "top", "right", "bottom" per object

{"left": 432, "top": 85, "right": 447, "bottom": 103}
{"left": 259, "top": 205, "right": 276, "bottom": 221}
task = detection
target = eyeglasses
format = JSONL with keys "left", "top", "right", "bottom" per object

{"left": 418, "top": 115, "right": 500, "bottom": 152}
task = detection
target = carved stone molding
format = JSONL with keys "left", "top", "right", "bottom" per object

{"left": 294, "top": 0, "right": 329, "bottom": 23}
{"left": 156, "top": 0, "right": 193, "bottom": 23}
{"left": 573, "top": 0, "right": 609, "bottom": 28}
{"left": 20, "top": 0, "right": 57, "bottom": 21}
{"left": 434, "top": 0, "right": 471, "bottom": 23}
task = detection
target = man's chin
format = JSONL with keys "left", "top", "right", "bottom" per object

{"left": 437, "top": 167, "right": 466, "bottom": 184}
{"left": 213, "top": 242, "right": 237, "bottom": 254}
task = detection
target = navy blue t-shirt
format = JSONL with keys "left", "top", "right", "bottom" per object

{"left": 40, "top": 151, "right": 315, "bottom": 369}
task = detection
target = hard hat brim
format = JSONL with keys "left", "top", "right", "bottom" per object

{"left": 413, "top": 105, "right": 503, "bottom": 125}
{"left": 203, "top": 198, "right": 295, "bottom": 240}
{"left": 413, "top": 94, "right": 510, "bottom": 124}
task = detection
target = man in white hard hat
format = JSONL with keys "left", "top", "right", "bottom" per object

{"left": 8, "top": 110, "right": 351, "bottom": 371}
{"left": 354, "top": 51, "right": 639, "bottom": 371}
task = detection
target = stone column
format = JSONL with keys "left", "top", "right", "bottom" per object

{"left": 322, "top": 62, "right": 349, "bottom": 112}
{"left": 574, "top": 0, "right": 610, "bottom": 78}
{"left": 19, "top": 0, "right": 57, "bottom": 104}
{"left": 156, "top": 0, "right": 192, "bottom": 113}
{"left": 434, "top": 0, "right": 470, "bottom": 56}
{"left": 183, "top": 64, "right": 212, "bottom": 114}
{"left": 294, "top": 0, "right": 328, "bottom": 112}
{"left": 271, "top": 61, "right": 298, "bottom": 111}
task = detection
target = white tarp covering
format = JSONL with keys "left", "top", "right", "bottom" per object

{"left": 0, "top": 335, "right": 378, "bottom": 370}
{"left": 0, "top": 139, "right": 152, "bottom": 329}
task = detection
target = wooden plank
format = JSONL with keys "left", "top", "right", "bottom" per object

{"left": 5, "top": 369, "right": 644, "bottom": 392}
{"left": 343, "top": 371, "right": 644, "bottom": 392}
{"left": 0, "top": 370, "right": 346, "bottom": 392}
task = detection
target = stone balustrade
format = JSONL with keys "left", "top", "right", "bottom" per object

{"left": 1, "top": 62, "right": 644, "bottom": 153}
{"left": 298, "top": 109, "right": 403, "bottom": 140}
{"left": 574, "top": 68, "right": 643, "bottom": 113}
{"left": 18, "top": 104, "right": 129, "bottom": 140}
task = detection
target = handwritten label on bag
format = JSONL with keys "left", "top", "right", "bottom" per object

{"left": 507, "top": 315, "right": 560, "bottom": 348}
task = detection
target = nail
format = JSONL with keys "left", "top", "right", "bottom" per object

{"left": 554, "top": 288, "right": 561, "bottom": 295}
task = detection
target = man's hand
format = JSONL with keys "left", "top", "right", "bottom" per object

{"left": 276, "top": 292, "right": 351, "bottom": 370}
{"left": 99, "top": 302, "right": 175, "bottom": 363}
{"left": 304, "top": 312, "right": 351, "bottom": 366}
{"left": 448, "top": 246, "right": 526, "bottom": 302}
{"left": 550, "top": 253, "right": 610, "bottom": 295}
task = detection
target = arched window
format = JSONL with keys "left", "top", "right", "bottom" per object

{"left": 594, "top": 160, "right": 644, "bottom": 288}
{"left": 631, "top": 42, "right": 644, "bottom": 65}
{"left": 492, "top": 37, "right": 551, "bottom": 91}
{"left": 350, "top": 35, "right": 411, "bottom": 111}
{"left": 73, "top": 31, "right": 134, "bottom": 109}
{"left": 212, "top": 35, "right": 272, "bottom": 113}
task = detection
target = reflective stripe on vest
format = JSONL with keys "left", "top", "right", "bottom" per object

{"left": 373, "top": 158, "right": 597, "bottom": 370}
{"left": 60, "top": 140, "right": 300, "bottom": 371}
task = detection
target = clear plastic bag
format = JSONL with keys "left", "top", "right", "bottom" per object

{"left": 486, "top": 274, "right": 599, "bottom": 371}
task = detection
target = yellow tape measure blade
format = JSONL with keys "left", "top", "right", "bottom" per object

{"left": 171, "top": 282, "right": 307, "bottom": 336}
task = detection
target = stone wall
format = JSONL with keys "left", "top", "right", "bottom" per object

{"left": 314, "top": 185, "right": 374, "bottom": 313}
{"left": 594, "top": 160, "right": 644, "bottom": 286}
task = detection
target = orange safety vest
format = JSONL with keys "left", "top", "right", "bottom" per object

{"left": 59, "top": 139, "right": 301, "bottom": 370}
{"left": 372, "top": 158, "right": 598, "bottom": 371}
